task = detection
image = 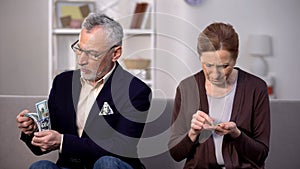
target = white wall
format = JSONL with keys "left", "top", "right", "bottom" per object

{"left": 155, "top": 0, "right": 300, "bottom": 100}
{"left": 0, "top": 0, "right": 49, "bottom": 96}
{"left": 1, "top": 0, "right": 299, "bottom": 100}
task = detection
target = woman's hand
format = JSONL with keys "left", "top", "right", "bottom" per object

{"left": 188, "top": 110, "right": 216, "bottom": 142}
{"left": 215, "top": 122, "right": 241, "bottom": 138}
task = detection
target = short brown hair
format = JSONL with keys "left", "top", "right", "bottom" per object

{"left": 197, "top": 22, "right": 239, "bottom": 60}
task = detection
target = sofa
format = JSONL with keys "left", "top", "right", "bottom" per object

{"left": 0, "top": 96, "right": 299, "bottom": 169}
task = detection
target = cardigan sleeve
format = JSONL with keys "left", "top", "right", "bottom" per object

{"left": 231, "top": 77, "right": 270, "bottom": 167}
{"left": 168, "top": 86, "right": 198, "bottom": 162}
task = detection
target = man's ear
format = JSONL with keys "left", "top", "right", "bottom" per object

{"left": 112, "top": 46, "right": 122, "bottom": 62}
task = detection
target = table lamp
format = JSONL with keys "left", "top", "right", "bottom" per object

{"left": 248, "top": 34, "right": 275, "bottom": 98}
{"left": 248, "top": 34, "right": 272, "bottom": 77}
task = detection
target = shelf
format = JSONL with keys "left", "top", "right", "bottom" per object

{"left": 49, "top": 0, "right": 156, "bottom": 94}
{"left": 124, "top": 29, "right": 154, "bottom": 35}
{"left": 53, "top": 28, "right": 154, "bottom": 35}
{"left": 52, "top": 28, "right": 80, "bottom": 34}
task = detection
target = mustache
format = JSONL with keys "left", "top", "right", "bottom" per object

{"left": 79, "top": 66, "right": 108, "bottom": 78}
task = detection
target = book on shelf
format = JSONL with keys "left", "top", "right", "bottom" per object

{"left": 130, "top": 2, "right": 151, "bottom": 29}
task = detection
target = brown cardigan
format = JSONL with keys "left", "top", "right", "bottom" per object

{"left": 168, "top": 68, "right": 270, "bottom": 169}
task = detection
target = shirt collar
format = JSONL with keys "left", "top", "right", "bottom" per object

{"left": 80, "top": 63, "right": 116, "bottom": 87}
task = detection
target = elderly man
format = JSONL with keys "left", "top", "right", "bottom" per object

{"left": 16, "top": 13, "right": 151, "bottom": 169}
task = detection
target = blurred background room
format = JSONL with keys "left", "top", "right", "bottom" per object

{"left": 1, "top": 0, "right": 300, "bottom": 100}
{"left": 1, "top": 0, "right": 300, "bottom": 168}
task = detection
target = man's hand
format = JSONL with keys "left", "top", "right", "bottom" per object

{"left": 31, "top": 130, "right": 62, "bottom": 152}
{"left": 16, "top": 110, "right": 37, "bottom": 135}
{"left": 215, "top": 122, "right": 241, "bottom": 138}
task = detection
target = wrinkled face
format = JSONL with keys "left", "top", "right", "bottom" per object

{"left": 201, "top": 50, "right": 236, "bottom": 86}
{"left": 77, "top": 27, "right": 119, "bottom": 81}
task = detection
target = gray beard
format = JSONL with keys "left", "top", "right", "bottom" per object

{"left": 80, "top": 65, "right": 111, "bottom": 82}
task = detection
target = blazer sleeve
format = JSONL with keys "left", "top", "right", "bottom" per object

{"left": 19, "top": 75, "right": 61, "bottom": 156}
{"left": 20, "top": 133, "right": 48, "bottom": 155}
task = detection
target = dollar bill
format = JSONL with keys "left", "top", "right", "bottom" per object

{"left": 24, "top": 100, "right": 51, "bottom": 131}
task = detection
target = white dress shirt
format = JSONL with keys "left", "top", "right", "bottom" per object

{"left": 59, "top": 64, "right": 116, "bottom": 152}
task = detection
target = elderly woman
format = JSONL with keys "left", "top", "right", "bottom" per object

{"left": 168, "top": 22, "right": 270, "bottom": 169}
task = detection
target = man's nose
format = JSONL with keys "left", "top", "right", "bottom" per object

{"left": 77, "top": 52, "right": 89, "bottom": 65}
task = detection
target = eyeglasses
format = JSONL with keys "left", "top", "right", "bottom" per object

{"left": 71, "top": 40, "right": 118, "bottom": 61}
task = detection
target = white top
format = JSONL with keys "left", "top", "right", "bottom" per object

{"left": 207, "top": 77, "right": 237, "bottom": 165}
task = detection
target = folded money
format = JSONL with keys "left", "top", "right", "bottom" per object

{"left": 24, "top": 100, "right": 51, "bottom": 131}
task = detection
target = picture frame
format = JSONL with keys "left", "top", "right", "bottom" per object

{"left": 55, "top": 1, "right": 96, "bottom": 28}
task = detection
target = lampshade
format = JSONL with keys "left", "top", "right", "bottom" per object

{"left": 248, "top": 34, "right": 272, "bottom": 56}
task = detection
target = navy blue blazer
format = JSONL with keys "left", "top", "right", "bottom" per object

{"left": 21, "top": 63, "right": 152, "bottom": 169}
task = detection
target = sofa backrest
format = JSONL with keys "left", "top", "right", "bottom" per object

{"left": 139, "top": 98, "right": 184, "bottom": 169}
{"left": 265, "top": 100, "right": 300, "bottom": 168}
{"left": 1, "top": 96, "right": 300, "bottom": 169}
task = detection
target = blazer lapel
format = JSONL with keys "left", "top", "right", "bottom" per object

{"left": 72, "top": 70, "right": 82, "bottom": 113}
{"left": 85, "top": 81, "right": 113, "bottom": 128}
{"left": 84, "top": 63, "right": 124, "bottom": 128}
